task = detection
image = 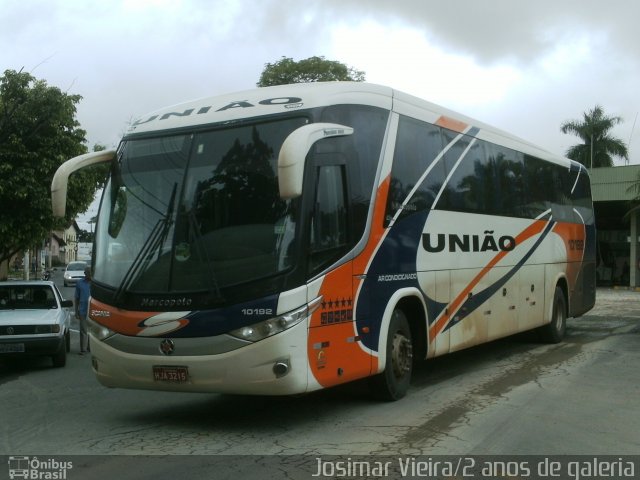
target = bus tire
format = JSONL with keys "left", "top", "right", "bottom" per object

{"left": 369, "top": 309, "right": 413, "bottom": 401}
{"left": 539, "top": 286, "right": 566, "bottom": 343}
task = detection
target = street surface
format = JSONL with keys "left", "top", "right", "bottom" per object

{"left": 1, "top": 271, "right": 639, "bottom": 461}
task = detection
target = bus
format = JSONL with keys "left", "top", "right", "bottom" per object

{"left": 51, "top": 82, "right": 595, "bottom": 400}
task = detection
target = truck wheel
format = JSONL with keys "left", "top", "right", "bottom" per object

{"left": 369, "top": 309, "right": 413, "bottom": 401}
{"left": 539, "top": 286, "right": 566, "bottom": 343}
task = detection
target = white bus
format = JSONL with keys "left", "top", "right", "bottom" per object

{"left": 51, "top": 83, "right": 595, "bottom": 400}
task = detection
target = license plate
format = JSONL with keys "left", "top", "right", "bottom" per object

{"left": 153, "top": 366, "right": 189, "bottom": 383}
{"left": 0, "top": 343, "right": 25, "bottom": 353}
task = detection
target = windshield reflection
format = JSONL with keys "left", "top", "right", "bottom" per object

{"left": 94, "top": 117, "right": 307, "bottom": 295}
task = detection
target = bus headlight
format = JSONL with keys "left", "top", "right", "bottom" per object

{"left": 87, "top": 317, "right": 115, "bottom": 341}
{"left": 229, "top": 297, "right": 322, "bottom": 343}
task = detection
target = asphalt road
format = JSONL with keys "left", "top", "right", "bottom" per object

{"left": 1, "top": 279, "right": 639, "bottom": 477}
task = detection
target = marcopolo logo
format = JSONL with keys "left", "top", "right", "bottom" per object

{"left": 140, "top": 297, "right": 193, "bottom": 308}
{"left": 422, "top": 231, "right": 516, "bottom": 253}
{"left": 8, "top": 456, "right": 72, "bottom": 479}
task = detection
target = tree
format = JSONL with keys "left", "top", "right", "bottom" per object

{"left": 257, "top": 56, "right": 365, "bottom": 87}
{"left": 0, "top": 69, "right": 106, "bottom": 276}
{"left": 77, "top": 227, "right": 94, "bottom": 243}
{"left": 560, "top": 105, "right": 628, "bottom": 168}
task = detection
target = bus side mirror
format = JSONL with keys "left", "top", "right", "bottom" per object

{"left": 277, "top": 123, "right": 353, "bottom": 199}
{"left": 51, "top": 150, "right": 117, "bottom": 217}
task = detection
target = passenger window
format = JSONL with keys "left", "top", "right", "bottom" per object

{"left": 486, "top": 144, "right": 524, "bottom": 217}
{"left": 386, "top": 116, "right": 445, "bottom": 224}
{"left": 439, "top": 131, "right": 479, "bottom": 213}
{"left": 523, "top": 156, "right": 554, "bottom": 217}
{"left": 572, "top": 169, "right": 595, "bottom": 225}
{"left": 444, "top": 137, "right": 525, "bottom": 218}
{"left": 310, "top": 165, "right": 348, "bottom": 273}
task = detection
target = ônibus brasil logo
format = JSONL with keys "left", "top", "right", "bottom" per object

{"left": 8, "top": 456, "right": 73, "bottom": 479}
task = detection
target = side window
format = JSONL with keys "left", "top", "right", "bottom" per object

{"left": 385, "top": 116, "right": 446, "bottom": 224}
{"left": 438, "top": 130, "right": 479, "bottom": 213}
{"left": 550, "top": 165, "right": 574, "bottom": 222}
{"left": 441, "top": 135, "right": 527, "bottom": 217}
{"left": 523, "top": 157, "right": 588, "bottom": 223}
{"left": 310, "top": 165, "right": 348, "bottom": 273}
{"left": 572, "top": 168, "right": 595, "bottom": 225}
{"left": 523, "top": 156, "right": 555, "bottom": 218}
{"left": 486, "top": 144, "right": 524, "bottom": 217}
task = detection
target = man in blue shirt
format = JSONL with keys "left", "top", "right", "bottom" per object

{"left": 74, "top": 266, "right": 91, "bottom": 355}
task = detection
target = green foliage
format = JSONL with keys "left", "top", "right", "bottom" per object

{"left": 0, "top": 69, "right": 106, "bottom": 265}
{"left": 257, "top": 56, "right": 365, "bottom": 87}
{"left": 77, "top": 227, "right": 95, "bottom": 243}
{"left": 560, "top": 105, "right": 629, "bottom": 168}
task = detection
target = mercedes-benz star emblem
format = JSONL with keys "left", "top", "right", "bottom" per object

{"left": 159, "top": 339, "right": 175, "bottom": 355}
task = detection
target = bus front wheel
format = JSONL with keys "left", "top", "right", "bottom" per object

{"left": 369, "top": 309, "right": 413, "bottom": 401}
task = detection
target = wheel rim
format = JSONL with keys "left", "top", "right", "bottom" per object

{"left": 391, "top": 331, "right": 413, "bottom": 379}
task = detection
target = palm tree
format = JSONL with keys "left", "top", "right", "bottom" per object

{"left": 560, "top": 105, "right": 628, "bottom": 168}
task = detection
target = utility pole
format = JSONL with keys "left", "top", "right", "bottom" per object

{"left": 629, "top": 112, "right": 638, "bottom": 166}
{"left": 23, "top": 251, "right": 29, "bottom": 281}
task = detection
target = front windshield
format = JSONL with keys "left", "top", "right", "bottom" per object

{"left": 66, "top": 262, "right": 87, "bottom": 271}
{"left": 0, "top": 285, "right": 57, "bottom": 310}
{"left": 94, "top": 117, "right": 307, "bottom": 294}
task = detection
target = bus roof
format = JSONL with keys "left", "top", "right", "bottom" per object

{"left": 126, "top": 82, "right": 394, "bottom": 136}
{"left": 125, "top": 81, "right": 574, "bottom": 170}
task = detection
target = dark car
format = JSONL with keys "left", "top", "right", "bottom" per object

{"left": 0, "top": 281, "right": 73, "bottom": 367}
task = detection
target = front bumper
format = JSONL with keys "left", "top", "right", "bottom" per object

{"left": 0, "top": 334, "right": 65, "bottom": 357}
{"left": 89, "top": 318, "right": 312, "bottom": 395}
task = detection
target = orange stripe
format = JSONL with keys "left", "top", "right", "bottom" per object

{"left": 353, "top": 175, "right": 391, "bottom": 275}
{"left": 435, "top": 116, "right": 468, "bottom": 134}
{"left": 89, "top": 298, "right": 162, "bottom": 336}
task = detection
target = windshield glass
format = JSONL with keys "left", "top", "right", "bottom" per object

{"left": 94, "top": 117, "right": 307, "bottom": 294}
{"left": 66, "top": 262, "right": 87, "bottom": 271}
{"left": 0, "top": 285, "right": 57, "bottom": 310}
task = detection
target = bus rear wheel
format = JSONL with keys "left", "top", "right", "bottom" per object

{"left": 369, "top": 309, "right": 413, "bottom": 401}
{"left": 539, "top": 286, "right": 566, "bottom": 343}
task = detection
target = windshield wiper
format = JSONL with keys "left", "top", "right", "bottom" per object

{"left": 185, "top": 209, "right": 224, "bottom": 303}
{"left": 115, "top": 183, "right": 177, "bottom": 303}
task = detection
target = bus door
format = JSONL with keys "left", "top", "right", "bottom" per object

{"left": 307, "top": 155, "right": 371, "bottom": 386}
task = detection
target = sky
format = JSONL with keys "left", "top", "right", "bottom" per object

{"left": 2, "top": 0, "right": 639, "bottom": 227}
